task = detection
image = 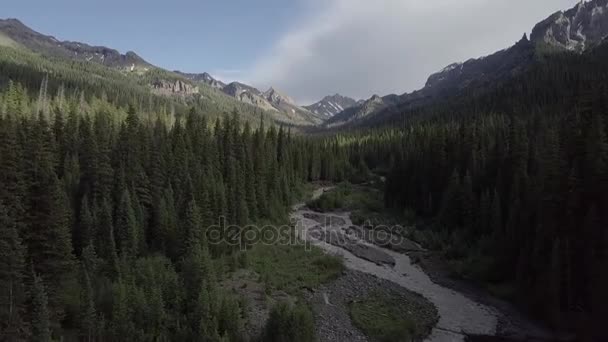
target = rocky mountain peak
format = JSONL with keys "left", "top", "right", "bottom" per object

{"left": 1, "top": 18, "right": 27, "bottom": 28}
{"left": 223, "top": 82, "right": 261, "bottom": 97}
{"left": 304, "top": 93, "right": 358, "bottom": 118}
{"left": 264, "top": 87, "right": 296, "bottom": 106}
{"left": 174, "top": 71, "right": 226, "bottom": 89}
{"left": 531, "top": 0, "right": 608, "bottom": 52}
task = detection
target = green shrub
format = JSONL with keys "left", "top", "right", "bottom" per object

{"left": 248, "top": 244, "right": 344, "bottom": 294}
{"left": 263, "top": 302, "right": 314, "bottom": 342}
{"left": 350, "top": 296, "right": 418, "bottom": 342}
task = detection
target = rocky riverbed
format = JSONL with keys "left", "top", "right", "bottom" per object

{"left": 291, "top": 187, "right": 522, "bottom": 342}
{"left": 306, "top": 269, "right": 438, "bottom": 342}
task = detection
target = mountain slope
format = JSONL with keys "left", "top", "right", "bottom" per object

{"left": 326, "top": 94, "right": 399, "bottom": 127}
{"left": 328, "top": 0, "right": 608, "bottom": 129}
{"left": 219, "top": 83, "right": 325, "bottom": 124}
{"left": 175, "top": 71, "right": 226, "bottom": 89}
{"left": 263, "top": 87, "right": 326, "bottom": 124}
{"left": 0, "top": 18, "right": 152, "bottom": 72}
{"left": 0, "top": 18, "right": 324, "bottom": 126}
{"left": 304, "top": 94, "right": 358, "bottom": 118}
{"left": 531, "top": 0, "right": 608, "bottom": 52}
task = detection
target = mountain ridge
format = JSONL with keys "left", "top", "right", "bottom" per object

{"left": 0, "top": 18, "right": 152, "bottom": 71}
{"left": 325, "top": 0, "right": 608, "bottom": 128}
{"left": 0, "top": 17, "right": 325, "bottom": 125}
{"left": 304, "top": 94, "right": 358, "bottom": 118}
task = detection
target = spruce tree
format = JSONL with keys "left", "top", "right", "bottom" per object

{"left": 31, "top": 273, "right": 51, "bottom": 342}
{"left": 79, "top": 267, "right": 97, "bottom": 342}
{"left": 0, "top": 202, "right": 27, "bottom": 340}
{"left": 116, "top": 189, "right": 139, "bottom": 258}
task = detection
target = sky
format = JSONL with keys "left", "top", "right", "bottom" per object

{"left": 6, "top": 0, "right": 579, "bottom": 104}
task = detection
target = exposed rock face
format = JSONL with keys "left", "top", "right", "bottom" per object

{"left": 325, "top": 1, "right": 608, "bottom": 128}
{"left": 262, "top": 87, "right": 326, "bottom": 124}
{"left": 531, "top": 0, "right": 608, "bottom": 52}
{"left": 0, "top": 17, "right": 326, "bottom": 125}
{"left": 175, "top": 71, "right": 226, "bottom": 89}
{"left": 151, "top": 79, "right": 199, "bottom": 96}
{"left": 305, "top": 94, "right": 358, "bottom": 118}
{"left": 0, "top": 18, "right": 151, "bottom": 70}
{"left": 326, "top": 94, "right": 399, "bottom": 126}
{"left": 424, "top": 0, "right": 608, "bottom": 97}
{"left": 220, "top": 83, "right": 325, "bottom": 124}
{"left": 424, "top": 35, "right": 534, "bottom": 92}
{"left": 222, "top": 82, "right": 263, "bottom": 97}
{"left": 236, "top": 91, "right": 278, "bottom": 112}
{"left": 263, "top": 87, "right": 296, "bottom": 106}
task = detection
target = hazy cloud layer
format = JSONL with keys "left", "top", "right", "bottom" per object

{"left": 244, "top": 0, "right": 576, "bottom": 104}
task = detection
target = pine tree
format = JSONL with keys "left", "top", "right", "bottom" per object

{"left": 182, "top": 199, "right": 203, "bottom": 255}
{"left": 116, "top": 189, "right": 139, "bottom": 258}
{"left": 110, "top": 280, "right": 135, "bottom": 341}
{"left": 461, "top": 170, "right": 476, "bottom": 233}
{"left": 31, "top": 273, "right": 51, "bottom": 342}
{"left": 80, "top": 267, "right": 97, "bottom": 342}
{"left": 439, "top": 169, "right": 462, "bottom": 229}
{"left": 146, "top": 285, "right": 167, "bottom": 341}
{"left": 96, "top": 200, "right": 119, "bottom": 279}
{"left": 76, "top": 195, "right": 95, "bottom": 255}
{"left": 0, "top": 202, "right": 27, "bottom": 340}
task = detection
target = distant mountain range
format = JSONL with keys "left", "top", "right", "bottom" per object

{"left": 322, "top": 0, "right": 608, "bottom": 128}
{"left": 304, "top": 94, "right": 359, "bottom": 118}
{"left": 2, "top": 0, "right": 606, "bottom": 129}
{"left": 0, "top": 18, "right": 152, "bottom": 72}
{"left": 0, "top": 18, "right": 332, "bottom": 126}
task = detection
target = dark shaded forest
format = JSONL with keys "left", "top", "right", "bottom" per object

{"left": 331, "top": 46, "right": 608, "bottom": 339}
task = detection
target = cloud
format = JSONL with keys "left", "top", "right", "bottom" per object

{"left": 245, "top": 0, "right": 577, "bottom": 104}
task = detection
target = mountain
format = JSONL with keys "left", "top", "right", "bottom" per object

{"left": 424, "top": 0, "right": 608, "bottom": 101}
{"left": 218, "top": 83, "right": 325, "bottom": 124}
{"left": 0, "top": 18, "right": 152, "bottom": 72}
{"left": 328, "top": 0, "right": 608, "bottom": 128}
{"left": 264, "top": 87, "right": 296, "bottom": 107}
{"left": 175, "top": 71, "right": 226, "bottom": 89}
{"left": 326, "top": 94, "right": 399, "bottom": 126}
{"left": 217, "top": 82, "right": 274, "bottom": 112}
{"left": 262, "top": 87, "right": 326, "bottom": 124}
{"left": 0, "top": 18, "right": 325, "bottom": 126}
{"left": 304, "top": 94, "right": 358, "bottom": 118}
{"left": 531, "top": 0, "right": 608, "bottom": 52}
{"left": 328, "top": 36, "right": 535, "bottom": 127}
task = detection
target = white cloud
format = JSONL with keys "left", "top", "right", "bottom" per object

{"left": 244, "top": 0, "right": 577, "bottom": 104}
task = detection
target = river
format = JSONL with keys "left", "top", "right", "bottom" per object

{"left": 291, "top": 187, "right": 500, "bottom": 342}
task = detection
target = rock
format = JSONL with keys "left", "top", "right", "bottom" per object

{"left": 309, "top": 270, "right": 437, "bottom": 342}
{"left": 531, "top": 0, "right": 608, "bottom": 52}
{"left": 151, "top": 79, "right": 199, "bottom": 96}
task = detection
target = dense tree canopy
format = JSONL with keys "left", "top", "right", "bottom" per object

{"left": 1, "top": 38, "right": 607, "bottom": 341}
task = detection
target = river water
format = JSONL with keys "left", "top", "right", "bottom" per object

{"left": 290, "top": 188, "right": 498, "bottom": 342}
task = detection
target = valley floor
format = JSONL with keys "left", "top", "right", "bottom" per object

{"left": 292, "top": 185, "right": 559, "bottom": 342}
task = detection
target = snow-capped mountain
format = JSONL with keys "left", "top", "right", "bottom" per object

{"left": 304, "top": 94, "right": 358, "bottom": 118}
